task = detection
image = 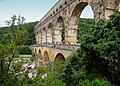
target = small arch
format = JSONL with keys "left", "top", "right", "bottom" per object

{"left": 56, "top": 8, "right": 58, "bottom": 12}
{"left": 48, "top": 23, "right": 52, "bottom": 29}
{"left": 59, "top": 5, "right": 62, "bottom": 9}
{"left": 50, "top": 14, "right": 52, "bottom": 17}
{"left": 64, "top": 1, "right": 67, "bottom": 5}
{"left": 53, "top": 11, "right": 55, "bottom": 15}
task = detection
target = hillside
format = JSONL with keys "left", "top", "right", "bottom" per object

{"left": 0, "top": 21, "right": 38, "bottom": 45}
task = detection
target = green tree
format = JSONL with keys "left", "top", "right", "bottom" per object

{"left": 80, "top": 10, "right": 120, "bottom": 85}
{"left": 63, "top": 11, "right": 120, "bottom": 86}
{"left": 0, "top": 15, "right": 28, "bottom": 86}
{"left": 39, "top": 62, "right": 66, "bottom": 86}
{"left": 77, "top": 18, "right": 95, "bottom": 43}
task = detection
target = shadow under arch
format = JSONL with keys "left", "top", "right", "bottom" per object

{"left": 47, "top": 22, "right": 53, "bottom": 43}
{"left": 34, "top": 48, "right": 39, "bottom": 66}
{"left": 53, "top": 53, "right": 65, "bottom": 67}
{"left": 38, "top": 49, "right": 42, "bottom": 60}
{"left": 44, "top": 51, "right": 50, "bottom": 66}
{"left": 54, "top": 53, "right": 65, "bottom": 62}
{"left": 54, "top": 16, "right": 64, "bottom": 44}
{"left": 38, "top": 49, "right": 44, "bottom": 66}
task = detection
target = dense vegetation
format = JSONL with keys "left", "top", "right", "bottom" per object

{"left": 0, "top": 15, "right": 29, "bottom": 86}
{"left": 0, "top": 10, "right": 120, "bottom": 86}
{"left": 77, "top": 18, "right": 95, "bottom": 43}
{"left": 0, "top": 21, "right": 37, "bottom": 55}
{"left": 0, "top": 21, "right": 37, "bottom": 45}
{"left": 23, "top": 22, "right": 37, "bottom": 45}
{"left": 36, "top": 11, "right": 120, "bottom": 86}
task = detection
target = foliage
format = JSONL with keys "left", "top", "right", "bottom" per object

{"left": 80, "top": 10, "right": 120, "bottom": 85}
{"left": 0, "top": 20, "right": 37, "bottom": 55}
{"left": 0, "top": 21, "right": 37, "bottom": 45}
{"left": 39, "top": 62, "right": 66, "bottom": 86}
{"left": 17, "top": 46, "right": 32, "bottom": 55}
{"left": 1, "top": 10, "right": 120, "bottom": 86}
{"left": 23, "top": 22, "right": 38, "bottom": 45}
{"left": 30, "top": 55, "right": 35, "bottom": 62}
{"left": 63, "top": 10, "right": 120, "bottom": 86}
{"left": 77, "top": 18, "right": 95, "bottom": 43}
{"left": 0, "top": 15, "right": 29, "bottom": 86}
{"left": 78, "top": 78, "right": 112, "bottom": 86}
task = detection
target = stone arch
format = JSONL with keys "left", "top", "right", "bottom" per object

{"left": 47, "top": 23, "right": 53, "bottom": 43}
{"left": 34, "top": 48, "right": 38, "bottom": 66}
{"left": 34, "top": 48, "right": 37, "bottom": 55}
{"left": 41, "top": 27, "right": 46, "bottom": 44}
{"left": 38, "top": 49, "right": 43, "bottom": 60}
{"left": 44, "top": 51, "right": 50, "bottom": 65}
{"left": 53, "top": 53, "right": 65, "bottom": 66}
{"left": 70, "top": 2, "right": 95, "bottom": 26}
{"left": 68, "top": 2, "right": 94, "bottom": 44}
{"left": 54, "top": 53, "right": 65, "bottom": 62}
{"left": 38, "top": 49, "right": 44, "bottom": 66}
{"left": 80, "top": 5, "right": 94, "bottom": 18}
{"left": 54, "top": 16, "right": 64, "bottom": 44}
{"left": 70, "top": 2, "right": 94, "bottom": 17}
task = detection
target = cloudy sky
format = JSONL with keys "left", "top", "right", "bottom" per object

{"left": 0, "top": 0, "right": 93, "bottom": 27}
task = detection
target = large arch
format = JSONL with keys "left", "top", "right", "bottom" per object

{"left": 68, "top": 2, "right": 94, "bottom": 44}
{"left": 41, "top": 27, "right": 46, "bottom": 44}
{"left": 80, "top": 5, "right": 94, "bottom": 18}
{"left": 54, "top": 16, "right": 64, "bottom": 44}
{"left": 47, "top": 23, "right": 53, "bottom": 43}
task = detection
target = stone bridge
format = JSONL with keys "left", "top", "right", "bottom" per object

{"left": 32, "top": 44, "right": 80, "bottom": 66}
{"left": 33, "top": 0, "right": 120, "bottom": 66}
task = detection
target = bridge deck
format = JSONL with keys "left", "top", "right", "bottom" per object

{"left": 31, "top": 44, "right": 80, "bottom": 51}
